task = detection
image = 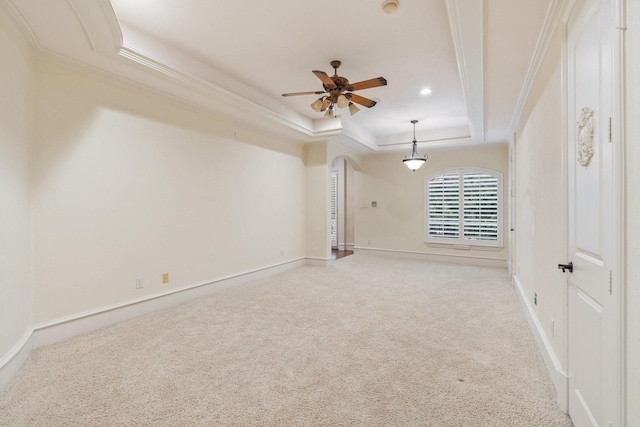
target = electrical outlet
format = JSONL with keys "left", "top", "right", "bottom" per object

{"left": 162, "top": 273, "right": 169, "bottom": 284}
{"left": 551, "top": 318, "right": 555, "bottom": 337}
{"left": 135, "top": 277, "right": 144, "bottom": 289}
{"left": 367, "top": 239, "right": 371, "bottom": 245}
{"left": 280, "top": 250, "right": 284, "bottom": 257}
{"left": 534, "top": 292, "right": 538, "bottom": 305}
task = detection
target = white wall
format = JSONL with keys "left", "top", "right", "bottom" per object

{"left": 30, "top": 59, "right": 306, "bottom": 323}
{"left": 0, "top": 12, "right": 32, "bottom": 363}
{"left": 305, "top": 142, "right": 330, "bottom": 262}
{"left": 354, "top": 145, "right": 508, "bottom": 263}
{"left": 625, "top": 0, "right": 640, "bottom": 423}
{"left": 512, "top": 27, "right": 566, "bottom": 394}
{"left": 514, "top": 10, "right": 639, "bottom": 422}
{"left": 345, "top": 159, "right": 355, "bottom": 250}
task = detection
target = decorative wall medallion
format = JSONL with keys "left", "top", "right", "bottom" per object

{"left": 576, "top": 107, "right": 594, "bottom": 167}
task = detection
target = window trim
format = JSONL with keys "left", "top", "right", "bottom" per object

{"left": 424, "top": 167, "right": 503, "bottom": 249}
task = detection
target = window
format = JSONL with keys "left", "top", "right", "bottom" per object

{"left": 425, "top": 168, "right": 502, "bottom": 248}
{"left": 330, "top": 172, "right": 338, "bottom": 248}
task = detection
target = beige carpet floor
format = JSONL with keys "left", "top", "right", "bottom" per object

{"left": 0, "top": 254, "right": 572, "bottom": 426}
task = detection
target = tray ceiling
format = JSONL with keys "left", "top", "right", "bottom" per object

{"left": 1, "top": 0, "right": 560, "bottom": 152}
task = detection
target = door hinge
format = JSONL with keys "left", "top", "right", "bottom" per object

{"left": 609, "top": 269, "right": 613, "bottom": 295}
{"left": 608, "top": 117, "right": 612, "bottom": 143}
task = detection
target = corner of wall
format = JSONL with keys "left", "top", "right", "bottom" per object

{"left": 0, "top": 258, "right": 306, "bottom": 391}
{"left": 512, "top": 274, "right": 568, "bottom": 412}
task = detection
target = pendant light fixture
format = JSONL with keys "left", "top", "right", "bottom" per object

{"left": 402, "top": 120, "right": 428, "bottom": 171}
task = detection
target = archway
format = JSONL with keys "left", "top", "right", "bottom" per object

{"left": 329, "top": 155, "right": 359, "bottom": 257}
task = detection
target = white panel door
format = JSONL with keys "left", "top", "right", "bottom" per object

{"left": 566, "top": 0, "right": 619, "bottom": 425}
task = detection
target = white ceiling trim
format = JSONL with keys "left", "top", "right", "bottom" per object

{"left": 376, "top": 136, "right": 475, "bottom": 152}
{"left": 446, "top": 0, "right": 485, "bottom": 143}
{"left": 0, "top": 0, "right": 370, "bottom": 147}
{"left": 2, "top": 0, "right": 554, "bottom": 154}
{"left": 0, "top": 0, "right": 40, "bottom": 51}
{"left": 508, "top": 0, "right": 568, "bottom": 135}
{"left": 330, "top": 128, "right": 379, "bottom": 153}
{"left": 330, "top": 133, "right": 377, "bottom": 155}
{"left": 420, "top": 140, "right": 505, "bottom": 153}
{"left": 66, "top": 0, "right": 122, "bottom": 53}
{"left": 96, "top": 9, "right": 378, "bottom": 148}
{"left": 115, "top": 23, "right": 320, "bottom": 133}
{"left": 116, "top": 43, "right": 331, "bottom": 141}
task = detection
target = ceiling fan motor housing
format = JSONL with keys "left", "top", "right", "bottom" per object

{"left": 281, "top": 60, "right": 386, "bottom": 111}
{"left": 325, "top": 75, "right": 353, "bottom": 94}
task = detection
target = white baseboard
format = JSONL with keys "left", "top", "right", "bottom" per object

{"left": 305, "top": 257, "right": 331, "bottom": 267}
{"left": 0, "top": 258, "right": 305, "bottom": 391}
{"left": 353, "top": 246, "right": 508, "bottom": 268}
{"left": 0, "top": 329, "right": 33, "bottom": 391}
{"left": 346, "top": 244, "right": 354, "bottom": 251}
{"left": 512, "top": 274, "right": 569, "bottom": 413}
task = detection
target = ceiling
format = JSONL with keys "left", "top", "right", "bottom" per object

{"left": 1, "top": 0, "right": 559, "bottom": 152}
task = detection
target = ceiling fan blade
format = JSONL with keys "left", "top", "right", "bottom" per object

{"left": 349, "top": 77, "right": 387, "bottom": 91}
{"left": 282, "top": 91, "right": 326, "bottom": 97}
{"left": 346, "top": 93, "right": 377, "bottom": 108}
{"left": 312, "top": 70, "right": 336, "bottom": 89}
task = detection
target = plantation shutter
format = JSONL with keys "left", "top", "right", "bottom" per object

{"left": 330, "top": 172, "right": 338, "bottom": 247}
{"left": 462, "top": 173, "right": 499, "bottom": 241}
{"left": 426, "top": 168, "right": 502, "bottom": 247}
{"left": 427, "top": 173, "right": 460, "bottom": 239}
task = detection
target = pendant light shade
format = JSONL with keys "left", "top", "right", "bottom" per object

{"left": 337, "top": 94, "right": 350, "bottom": 108}
{"left": 324, "top": 106, "right": 335, "bottom": 119}
{"left": 310, "top": 98, "right": 324, "bottom": 112}
{"left": 402, "top": 120, "right": 428, "bottom": 171}
{"left": 313, "top": 95, "right": 356, "bottom": 117}
{"left": 403, "top": 157, "right": 426, "bottom": 171}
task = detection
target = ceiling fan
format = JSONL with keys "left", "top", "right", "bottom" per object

{"left": 282, "top": 60, "right": 387, "bottom": 118}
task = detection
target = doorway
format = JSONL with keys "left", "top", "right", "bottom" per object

{"left": 330, "top": 156, "right": 356, "bottom": 259}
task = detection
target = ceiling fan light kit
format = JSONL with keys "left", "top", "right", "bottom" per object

{"left": 282, "top": 60, "right": 387, "bottom": 118}
{"left": 382, "top": 0, "right": 399, "bottom": 14}
{"left": 324, "top": 106, "right": 335, "bottom": 119}
{"left": 310, "top": 98, "right": 324, "bottom": 112}
{"left": 403, "top": 120, "right": 428, "bottom": 171}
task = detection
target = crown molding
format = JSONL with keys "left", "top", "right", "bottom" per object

{"left": 446, "top": 0, "right": 485, "bottom": 143}
{"left": 330, "top": 130, "right": 379, "bottom": 154}
{"left": 0, "top": 0, "right": 40, "bottom": 51}
{"left": 116, "top": 44, "right": 326, "bottom": 141}
{"left": 377, "top": 135, "right": 476, "bottom": 152}
{"left": 66, "top": 0, "right": 122, "bottom": 53}
{"left": 508, "top": 0, "right": 568, "bottom": 134}
{"left": 1, "top": 0, "right": 379, "bottom": 151}
{"left": 114, "top": 34, "right": 383, "bottom": 148}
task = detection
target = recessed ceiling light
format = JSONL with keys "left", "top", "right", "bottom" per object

{"left": 420, "top": 88, "right": 432, "bottom": 95}
{"left": 382, "top": 0, "right": 399, "bottom": 14}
